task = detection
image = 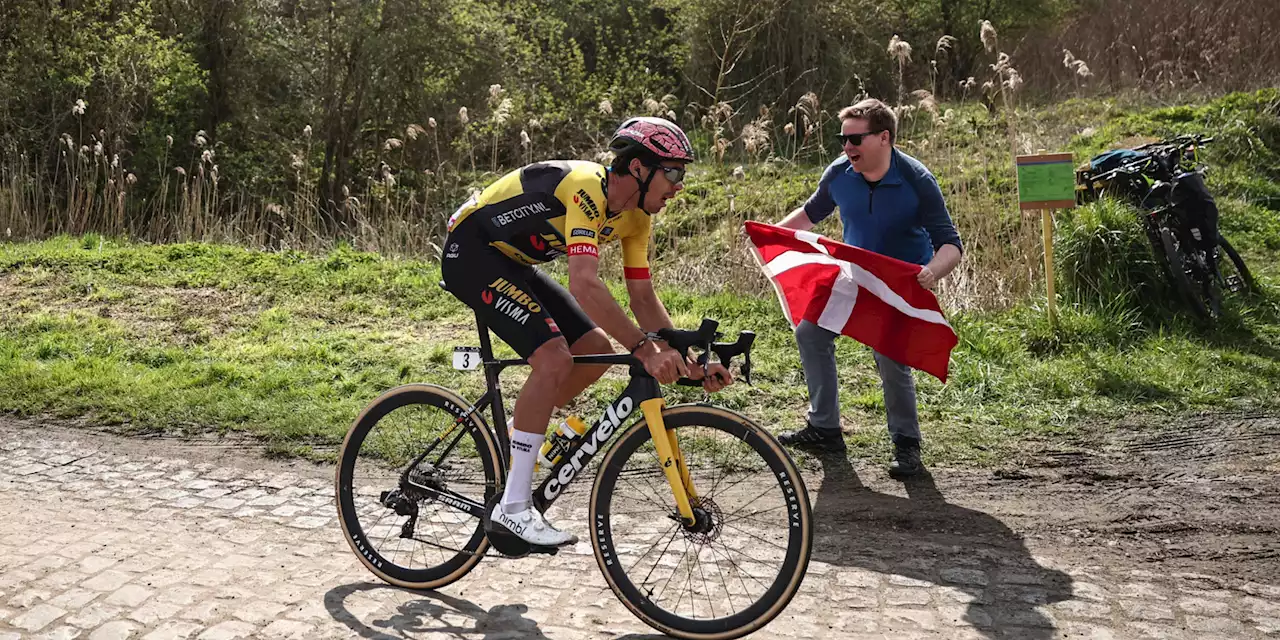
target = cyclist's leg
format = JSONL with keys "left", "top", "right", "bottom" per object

{"left": 441, "top": 239, "right": 577, "bottom": 546}
{"left": 525, "top": 268, "right": 612, "bottom": 409}
{"left": 558, "top": 329, "right": 613, "bottom": 406}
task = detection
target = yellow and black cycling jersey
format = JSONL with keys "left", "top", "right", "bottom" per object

{"left": 446, "top": 160, "right": 653, "bottom": 279}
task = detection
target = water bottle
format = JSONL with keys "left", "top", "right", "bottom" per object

{"left": 537, "top": 416, "right": 589, "bottom": 469}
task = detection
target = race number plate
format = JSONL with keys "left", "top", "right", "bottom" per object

{"left": 452, "top": 346, "right": 481, "bottom": 371}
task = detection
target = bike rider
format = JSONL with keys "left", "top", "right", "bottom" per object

{"left": 441, "top": 117, "right": 733, "bottom": 549}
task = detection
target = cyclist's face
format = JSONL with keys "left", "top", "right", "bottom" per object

{"left": 642, "top": 160, "right": 686, "bottom": 212}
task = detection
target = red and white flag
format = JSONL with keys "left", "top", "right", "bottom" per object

{"left": 744, "top": 221, "right": 958, "bottom": 382}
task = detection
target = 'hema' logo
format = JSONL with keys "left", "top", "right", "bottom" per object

{"left": 543, "top": 397, "right": 634, "bottom": 500}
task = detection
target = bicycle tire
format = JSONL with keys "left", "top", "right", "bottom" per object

{"left": 335, "top": 383, "right": 501, "bottom": 589}
{"left": 1158, "top": 225, "right": 1211, "bottom": 320}
{"left": 589, "top": 404, "right": 812, "bottom": 640}
{"left": 1218, "top": 236, "right": 1256, "bottom": 295}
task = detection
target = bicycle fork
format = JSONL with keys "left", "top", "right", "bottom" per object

{"left": 639, "top": 398, "right": 699, "bottom": 526}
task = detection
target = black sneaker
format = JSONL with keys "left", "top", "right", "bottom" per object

{"left": 888, "top": 437, "right": 924, "bottom": 478}
{"left": 778, "top": 423, "right": 846, "bottom": 453}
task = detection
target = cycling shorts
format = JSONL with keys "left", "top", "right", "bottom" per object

{"left": 441, "top": 220, "right": 596, "bottom": 358}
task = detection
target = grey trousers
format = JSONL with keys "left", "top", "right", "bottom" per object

{"left": 795, "top": 320, "right": 921, "bottom": 443}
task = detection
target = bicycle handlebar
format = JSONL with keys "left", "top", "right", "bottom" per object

{"left": 1133, "top": 133, "right": 1213, "bottom": 152}
{"left": 653, "top": 318, "right": 756, "bottom": 386}
{"left": 1088, "top": 134, "right": 1213, "bottom": 185}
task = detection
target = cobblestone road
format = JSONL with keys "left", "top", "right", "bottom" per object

{"left": 1, "top": 422, "right": 1278, "bottom": 639}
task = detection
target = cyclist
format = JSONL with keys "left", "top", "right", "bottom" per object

{"left": 441, "top": 117, "right": 733, "bottom": 549}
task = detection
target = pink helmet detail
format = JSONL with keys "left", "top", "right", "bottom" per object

{"left": 609, "top": 117, "right": 695, "bottom": 163}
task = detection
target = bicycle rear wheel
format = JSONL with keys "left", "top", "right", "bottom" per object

{"left": 590, "top": 404, "right": 812, "bottom": 640}
{"left": 335, "top": 384, "right": 501, "bottom": 589}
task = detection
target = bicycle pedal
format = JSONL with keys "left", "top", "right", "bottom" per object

{"left": 527, "top": 544, "right": 560, "bottom": 556}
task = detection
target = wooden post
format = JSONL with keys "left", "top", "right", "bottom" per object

{"left": 1041, "top": 209, "right": 1057, "bottom": 328}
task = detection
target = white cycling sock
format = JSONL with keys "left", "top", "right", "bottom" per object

{"left": 501, "top": 429, "right": 545, "bottom": 514}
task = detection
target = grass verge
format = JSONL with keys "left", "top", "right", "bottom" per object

{"left": 2, "top": 231, "right": 1277, "bottom": 468}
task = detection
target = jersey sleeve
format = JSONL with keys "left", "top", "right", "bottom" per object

{"left": 803, "top": 159, "right": 841, "bottom": 224}
{"left": 556, "top": 165, "right": 608, "bottom": 260}
{"left": 620, "top": 214, "right": 652, "bottom": 280}
{"left": 905, "top": 165, "right": 964, "bottom": 254}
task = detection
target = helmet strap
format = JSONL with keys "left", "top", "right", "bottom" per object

{"left": 634, "top": 163, "right": 659, "bottom": 214}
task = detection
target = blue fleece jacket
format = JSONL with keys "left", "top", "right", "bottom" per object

{"left": 804, "top": 148, "right": 963, "bottom": 265}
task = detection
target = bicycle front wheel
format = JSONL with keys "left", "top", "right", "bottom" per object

{"left": 335, "top": 384, "right": 501, "bottom": 590}
{"left": 590, "top": 404, "right": 812, "bottom": 640}
{"left": 1218, "top": 236, "right": 1256, "bottom": 296}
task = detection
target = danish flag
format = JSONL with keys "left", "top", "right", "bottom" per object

{"left": 744, "top": 221, "right": 958, "bottom": 382}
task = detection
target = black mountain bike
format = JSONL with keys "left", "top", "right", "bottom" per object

{"left": 334, "top": 315, "right": 813, "bottom": 640}
{"left": 1076, "top": 134, "right": 1256, "bottom": 321}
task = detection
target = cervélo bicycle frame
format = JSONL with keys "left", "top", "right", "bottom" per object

{"left": 453, "top": 314, "right": 701, "bottom": 526}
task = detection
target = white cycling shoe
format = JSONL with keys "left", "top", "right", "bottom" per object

{"left": 488, "top": 504, "right": 579, "bottom": 547}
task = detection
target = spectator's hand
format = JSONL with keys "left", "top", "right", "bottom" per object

{"left": 917, "top": 265, "right": 939, "bottom": 289}
{"left": 686, "top": 359, "right": 734, "bottom": 392}
{"left": 635, "top": 341, "right": 687, "bottom": 384}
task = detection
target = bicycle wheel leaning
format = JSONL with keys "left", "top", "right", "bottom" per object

{"left": 1158, "top": 225, "right": 1212, "bottom": 320}
{"left": 335, "top": 383, "right": 502, "bottom": 589}
{"left": 1217, "top": 236, "right": 1256, "bottom": 297}
{"left": 590, "top": 404, "right": 812, "bottom": 640}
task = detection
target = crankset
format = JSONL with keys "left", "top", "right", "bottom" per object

{"left": 481, "top": 495, "right": 560, "bottom": 559}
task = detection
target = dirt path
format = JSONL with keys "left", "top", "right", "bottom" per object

{"left": 0, "top": 414, "right": 1277, "bottom": 639}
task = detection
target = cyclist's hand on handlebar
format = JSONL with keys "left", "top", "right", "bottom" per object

{"left": 635, "top": 341, "right": 687, "bottom": 384}
{"left": 686, "top": 359, "right": 734, "bottom": 392}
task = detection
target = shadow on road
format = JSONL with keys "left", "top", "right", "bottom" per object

{"left": 810, "top": 454, "right": 1074, "bottom": 639}
{"left": 325, "top": 457, "right": 1076, "bottom": 640}
{"left": 325, "top": 582, "right": 550, "bottom": 639}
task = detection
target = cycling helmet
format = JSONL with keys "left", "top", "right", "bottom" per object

{"left": 608, "top": 117, "right": 693, "bottom": 214}
{"left": 609, "top": 117, "right": 695, "bottom": 164}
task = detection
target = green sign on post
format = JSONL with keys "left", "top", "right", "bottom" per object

{"left": 1015, "top": 153, "right": 1076, "bottom": 209}
{"left": 1015, "top": 152, "right": 1076, "bottom": 330}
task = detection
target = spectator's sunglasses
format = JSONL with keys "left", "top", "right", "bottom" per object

{"left": 838, "top": 129, "right": 886, "bottom": 146}
{"left": 648, "top": 164, "right": 687, "bottom": 184}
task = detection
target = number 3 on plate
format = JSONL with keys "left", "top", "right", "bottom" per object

{"left": 452, "top": 346, "right": 481, "bottom": 371}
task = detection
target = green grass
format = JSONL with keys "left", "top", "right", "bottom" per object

{"left": 2, "top": 229, "right": 1277, "bottom": 469}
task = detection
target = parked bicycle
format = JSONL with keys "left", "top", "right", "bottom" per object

{"left": 1076, "top": 133, "right": 1256, "bottom": 321}
{"left": 335, "top": 312, "right": 813, "bottom": 640}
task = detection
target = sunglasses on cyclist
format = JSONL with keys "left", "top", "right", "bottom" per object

{"left": 649, "top": 164, "right": 687, "bottom": 184}
{"left": 838, "top": 130, "right": 886, "bottom": 146}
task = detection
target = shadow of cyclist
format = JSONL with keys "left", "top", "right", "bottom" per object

{"left": 809, "top": 454, "right": 1074, "bottom": 639}
{"left": 324, "top": 582, "right": 550, "bottom": 639}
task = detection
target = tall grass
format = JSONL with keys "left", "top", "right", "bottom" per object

{"left": 1021, "top": 0, "right": 1280, "bottom": 98}
{"left": 1054, "top": 198, "right": 1167, "bottom": 313}
{"left": 0, "top": 131, "right": 474, "bottom": 259}
{"left": 0, "top": 96, "right": 1170, "bottom": 313}
{"left": 3, "top": 81, "right": 1276, "bottom": 315}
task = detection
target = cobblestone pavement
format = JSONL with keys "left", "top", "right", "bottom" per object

{"left": 1, "top": 422, "right": 1278, "bottom": 639}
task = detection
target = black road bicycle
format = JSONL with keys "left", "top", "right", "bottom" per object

{"left": 1076, "top": 134, "right": 1256, "bottom": 321}
{"left": 335, "top": 314, "right": 813, "bottom": 640}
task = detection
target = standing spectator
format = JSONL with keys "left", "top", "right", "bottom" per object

{"left": 773, "top": 98, "right": 963, "bottom": 477}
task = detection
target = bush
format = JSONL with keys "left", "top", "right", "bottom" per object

{"left": 1055, "top": 199, "right": 1168, "bottom": 315}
